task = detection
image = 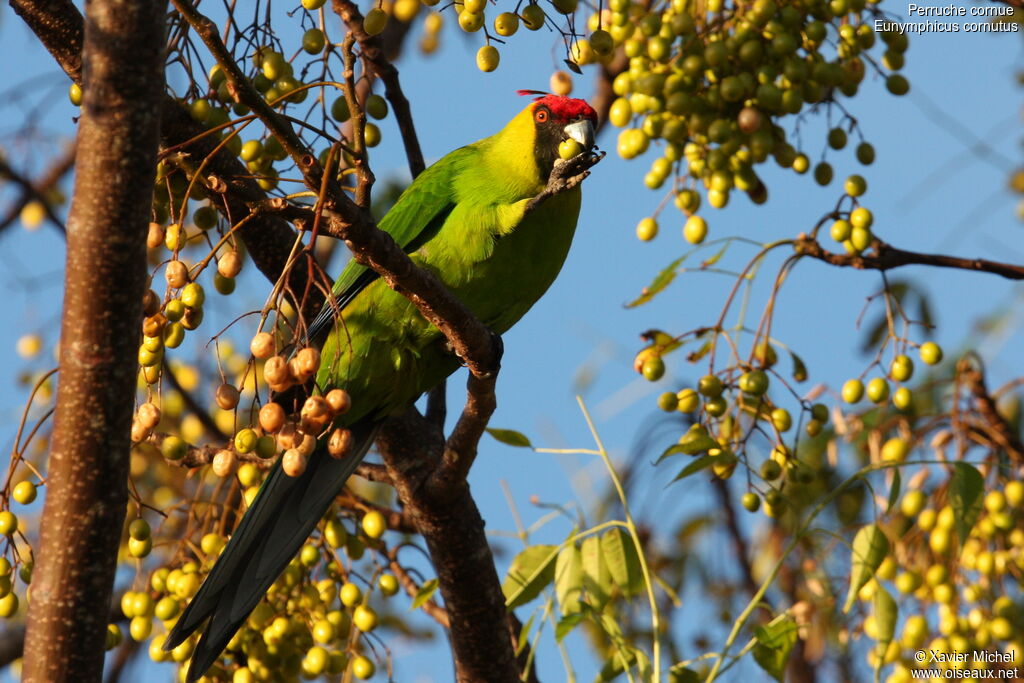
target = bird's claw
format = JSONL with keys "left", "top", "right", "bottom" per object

{"left": 552, "top": 148, "right": 604, "bottom": 179}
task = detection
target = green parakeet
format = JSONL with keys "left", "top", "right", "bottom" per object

{"left": 166, "top": 93, "right": 598, "bottom": 680}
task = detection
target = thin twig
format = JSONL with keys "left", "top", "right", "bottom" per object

{"left": 0, "top": 147, "right": 75, "bottom": 235}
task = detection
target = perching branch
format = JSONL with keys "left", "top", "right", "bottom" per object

{"left": 170, "top": 0, "right": 507, "bottom": 379}
{"left": 794, "top": 234, "right": 1024, "bottom": 280}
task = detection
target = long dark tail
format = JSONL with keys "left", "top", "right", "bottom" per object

{"left": 164, "top": 418, "right": 380, "bottom": 682}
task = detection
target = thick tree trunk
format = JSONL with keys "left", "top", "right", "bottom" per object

{"left": 21, "top": 1, "right": 165, "bottom": 681}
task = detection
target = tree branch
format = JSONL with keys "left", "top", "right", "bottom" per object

{"left": 794, "top": 234, "right": 1024, "bottom": 280}
{"left": 8, "top": 0, "right": 83, "bottom": 82}
{"left": 332, "top": 0, "right": 425, "bottom": 177}
{"left": 0, "top": 146, "right": 75, "bottom": 235}
{"left": 376, "top": 409, "right": 521, "bottom": 683}
{"left": 11, "top": 0, "right": 315, "bottom": 310}
{"left": 592, "top": 53, "right": 629, "bottom": 138}
{"left": 957, "top": 356, "right": 1024, "bottom": 461}
{"left": 430, "top": 372, "right": 499, "bottom": 499}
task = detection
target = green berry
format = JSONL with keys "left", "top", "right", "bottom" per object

{"left": 12, "top": 481, "right": 36, "bottom": 505}
{"left": 827, "top": 127, "right": 847, "bottom": 150}
{"left": 642, "top": 356, "right": 665, "bottom": 381}
{"left": 830, "top": 219, "right": 852, "bottom": 242}
{"left": 771, "top": 408, "right": 792, "bottom": 432}
{"left": 850, "top": 206, "right": 873, "bottom": 229}
{"left": 813, "top": 161, "right": 833, "bottom": 186}
{"left": 476, "top": 45, "right": 500, "bottom": 72}
{"left": 697, "top": 374, "right": 723, "bottom": 398}
{"left": 234, "top": 428, "right": 258, "bottom": 454}
{"left": 760, "top": 459, "right": 782, "bottom": 480}
{"left": 558, "top": 139, "right": 582, "bottom": 160}
{"left": 0, "top": 512, "right": 18, "bottom": 537}
{"left": 684, "top": 215, "right": 708, "bottom": 244}
{"left": 637, "top": 217, "right": 658, "bottom": 241}
{"left": 331, "top": 97, "right": 351, "bottom": 122}
{"left": 657, "top": 391, "right": 678, "bottom": 412}
{"left": 129, "top": 518, "right": 151, "bottom": 541}
{"left": 738, "top": 369, "right": 769, "bottom": 395}
{"left": 676, "top": 388, "right": 700, "bottom": 413}
{"left": 844, "top": 175, "right": 867, "bottom": 197}
{"left": 890, "top": 354, "right": 914, "bottom": 382}
{"left": 379, "top": 573, "right": 400, "bottom": 596}
{"left": 856, "top": 142, "right": 876, "bottom": 165}
{"left": 866, "top": 377, "right": 890, "bottom": 404}
{"left": 302, "top": 28, "right": 327, "bottom": 54}
{"left": 363, "top": 8, "right": 388, "bottom": 35}
{"left": 842, "top": 378, "right": 864, "bottom": 403}
{"left": 161, "top": 435, "right": 187, "bottom": 460}
{"left": 919, "top": 341, "right": 943, "bottom": 365}
{"left": 365, "top": 94, "right": 389, "bottom": 120}
{"left": 892, "top": 387, "right": 914, "bottom": 410}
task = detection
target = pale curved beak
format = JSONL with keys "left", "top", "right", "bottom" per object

{"left": 564, "top": 119, "right": 595, "bottom": 150}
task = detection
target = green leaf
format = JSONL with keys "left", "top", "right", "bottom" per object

{"left": 595, "top": 649, "right": 636, "bottom": 682}
{"left": 789, "top": 350, "right": 808, "bottom": 383}
{"left": 671, "top": 453, "right": 716, "bottom": 482}
{"left": 411, "top": 578, "right": 438, "bottom": 610}
{"left": 486, "top": 428, "right": 533, "bottom": 449}
{"left": 677, "top": 429, "right": 719, "bottom": 456}
{"left": 668, "top": 667, "right": 700, "bottom": 683}
{"left": 515, "top": 613, "right": 534, "bottom": 655}
{"left": 752, "top": 616, "right": 799, "bottom": 683}
{"left": 554, "top": 543, "right": 584, "bottom": 615}
{"left": 843, "top": 524, "right": 889, "bottom": 613}
{"left": 626, "top": 253, "right": 688, "bottom": 308}
{"left": 555, "top": 612, "right": 586, "bottom": 642}
{"left": 886, "top": 469, "right": 901, "bottom": 515}
{"left": 950, "top": 462, "right": 984, "bottom": 544}
{"left": 601, "top": 527, "right": 643, "bottom": 597}
{"left": 502, "top": 545, "right": 558, "bottom": 608}
{"left": 873, "top": 584, "right": 897, "bottom": 645}
{"left": 701, "top": 240, "right": 730, "bottom": 267}
{"left": 635, "top": 648, "right": 652, "bottom": 680}
{"left": 872, "top": 585, "right": 898, "bottom": 679}
{"left": 686, "top": 338, "right": 712, "bottom": 363}
{"left": 656, "top": 443, "right": 690, "bottom": 464}
{"left": 581, "top": 534, "right": 612, "bottom": 609}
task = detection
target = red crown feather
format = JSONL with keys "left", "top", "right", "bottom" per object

{"left": 517, "top": 89, "right": 598, "bottom": 122}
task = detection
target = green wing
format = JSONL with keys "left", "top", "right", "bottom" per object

{"left": 305, "top": 146, "right": 473, "bottom": 343}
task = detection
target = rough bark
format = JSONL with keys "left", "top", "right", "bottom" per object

{"left": 21, "top": 1, "right": 165, "bottom": 681}
{"left": 377, "top": 410, "right": 520, "bottom": 683}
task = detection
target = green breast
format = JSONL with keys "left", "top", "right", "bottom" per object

{"left": 319, "top": 186, "right": 582, "bottom": 422}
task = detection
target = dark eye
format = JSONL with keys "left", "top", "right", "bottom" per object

{"left": 535, "top": 108, "right": 548, "bottom": 123}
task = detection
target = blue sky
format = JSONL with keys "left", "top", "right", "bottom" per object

{"left": 1, "top": 2, "right": 1023, "bottom": 681}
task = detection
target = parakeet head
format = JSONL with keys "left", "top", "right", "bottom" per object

{"left": 517, "top": 91, "right": 598, "bottom": 178}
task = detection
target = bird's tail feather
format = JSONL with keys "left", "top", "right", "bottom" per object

{"left": 164, "top": 417, "right": 380, "bottom": 682}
